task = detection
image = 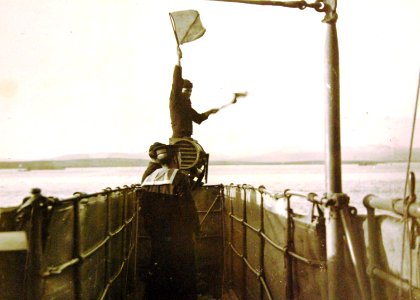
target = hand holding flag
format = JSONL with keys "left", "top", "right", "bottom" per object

{"left": 218, "top": 92, "right": 248, "bottom": 111}
{"left": 169, "top": 10, "right": 206, "bottom": 62}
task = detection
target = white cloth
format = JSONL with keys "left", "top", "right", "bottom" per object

{"left": 141, "top": 168, "right": 179, "bottom": 186}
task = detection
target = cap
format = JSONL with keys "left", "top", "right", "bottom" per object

{"left": 31, "top": 188, "right": 42, "bottom": 195}
{"left": 148, "top": 142, "right": 165, "bottom": 160}
{"left": 183, "top": 79, "right": 193, "bottom": 89}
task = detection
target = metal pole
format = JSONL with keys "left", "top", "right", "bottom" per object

{"left": 340, "top": 206, "right": 370, "bottom": 300}
{"left": 324, "top": 4, "right": 342, "bottom": 195}
{"left": 363, "top": 194, "right": 420, "bottom": 218}
{"left": 73, "top": 199, "right": 82, "bottom": 300}
{"left": 259, "top": 189, "right": 265, "bottom": 300}
{"left": 324, "top": 204, "right": 340, "bottom": 300}
{"left": 241, "top": 186, "right": 247, "bottom": 300}
{"left": 229, "top": 187, "right": 234, "bottom": 291}
{"left": 285, "top": 195, "right": 294, "bottom": 300}
{"left": 364, "top": 204, "right": 384, "bottom": 300}
{"left": 323, "top": 2, "right": 343, "bottom": 300}
{"left": 106, "top": 192, "right": 112, "bottom": 300}
{"left": 132, "top": 189, "right": 139, "bottom": 298}
{"left": 122, "top": 190, "right": 128, "bottom": 300}
{"left": 30, "top": 191, "right": 45, "bottom": 300}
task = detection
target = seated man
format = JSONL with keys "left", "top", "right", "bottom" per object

{"left": 140, "top": 143, "right": 200, "bottom": 300}
{"left": 140, "top": 142, "right": 164, "bottom": 183}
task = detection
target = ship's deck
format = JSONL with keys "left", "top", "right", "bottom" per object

{"left": 1, "top": 184, "right": 419, "bottom": 299}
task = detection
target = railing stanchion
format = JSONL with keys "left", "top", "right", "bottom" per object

{"left": 364, "top": 195, "right": 386, "bottom": 300}
{"left": 105, "top": 192, "right": 111, "bottom": 300}
{"left": 285, "top": 193, "right": 294, "bottom": 300}
{"left": 121, "top": 189, "right": 128, "bottom": 300}
{"left": 30, "top": 193, "right": 45, "bottom": 300}
{"left": 241, "top": 186, "right": 248, "bottom": 300}
{"left": 340, "top": 205, "right": 370, "bottom": 300}
{"left": 259, "top": 187, "right": 265, "bottom": 300}
{"left": 73, "top": 198, "right": 82, "bottom": 300}
{"left": 229, "top": 186, "right": 234, "bottom": 290}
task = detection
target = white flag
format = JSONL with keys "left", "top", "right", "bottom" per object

{"left": 169, "top": 10, "right": 206, "bottom": 45}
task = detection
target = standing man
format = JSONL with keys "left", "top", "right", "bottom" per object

{"left": 169, "top": 10, "right": 217, "bottom": 139}
{"left": 169, "top": 51, "right": 247, "bottom": 139}
{"left": 168, "top": 10, "right": 246, "bottom": 139}
{"left": 140, "top": 143, "right": 200, "bottom": 300}
{"left": 169, "top": 56, "right": 219, "bottom": 138}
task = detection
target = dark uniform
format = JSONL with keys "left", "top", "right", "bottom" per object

{"left": 170, "top": 65, "right": 209, "bottom": 138}
{"left": 140, "top": 167, "right": 200, "bottom": 300}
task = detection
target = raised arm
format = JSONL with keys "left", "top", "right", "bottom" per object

{"left": 170, "top": 64, "right": 184, "bottom": 104}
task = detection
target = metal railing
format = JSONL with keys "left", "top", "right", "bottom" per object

{"left": 223, "top": 184, "right": 327, "bottom": 300}
{"left": 363, "top": 172, "right": 420, "bottom": 300}
{"left": 19, "top": 185, "right": 140, "bottom": 300}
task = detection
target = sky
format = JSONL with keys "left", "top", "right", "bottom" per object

{"left": 0, "top": 0, "right": 419, "bottom": 161}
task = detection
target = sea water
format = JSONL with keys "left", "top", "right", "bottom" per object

{"left": 0, "top": 163, "right": 418, "bottom": 213}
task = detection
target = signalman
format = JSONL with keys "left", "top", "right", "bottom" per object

{"left": 170, "top": 61, "right": 220, "bottom": 138}
{"left": 169, "top": 10, "right": 246, "bottom": 139}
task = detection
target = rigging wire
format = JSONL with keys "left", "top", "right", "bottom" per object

{"left": 399, "top": 70, "right": 420, "bottom": 300}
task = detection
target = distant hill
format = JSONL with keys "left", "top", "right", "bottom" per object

{"left": 0, "top": 146, "right": 418, "bottom": 169}
{"left": 0, "top": 158, "right": 150, "bottom": 170}
{"left": 231, "top": 146, "right": 420, "bottom": 163}
{"left": 342, "top": 146, "right": 420, "bottom": 162}
{"left": 54, "top": 152, "right": 149, "bottom": 160}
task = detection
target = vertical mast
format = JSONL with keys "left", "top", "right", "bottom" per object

{"left": 323, "top": 2, "right": 345, "bottom": 300}
{"left": 322, "top": 1, "right": 369, "bottom": 299}
{"left": 324, "top": 1, "right": 342, "bottom": 194}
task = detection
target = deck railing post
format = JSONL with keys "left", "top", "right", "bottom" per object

{"left": 132, "top": 188, "right": 140, "bottom": 296}
{"left": 29, "top": 192, "right": 46, "bottom": 300}
{"left": 258, "top": 188, "right": 265, "bottom": 300}
{"left": 105, "top": 191, "right": 112, "bottom": 300}
{"left": 340, "top": 204, "right": 371, "bottom": 300}
{"left": 229, "top": 186, "right": 234, "bottom": 289}
{"left": 363, "top": 200, "right": 383, "bottom": 300}
{"left": 242, "top": 186, "right": 248, "bottom": 300}
{"left": 73, "top": 198, "right": 82, "bottom": 300}
{"left": 285, "top": 194, "right": 294, "bottom": 300}
{"left": 121, "top": 189, "right": 128, "bottom": 300}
